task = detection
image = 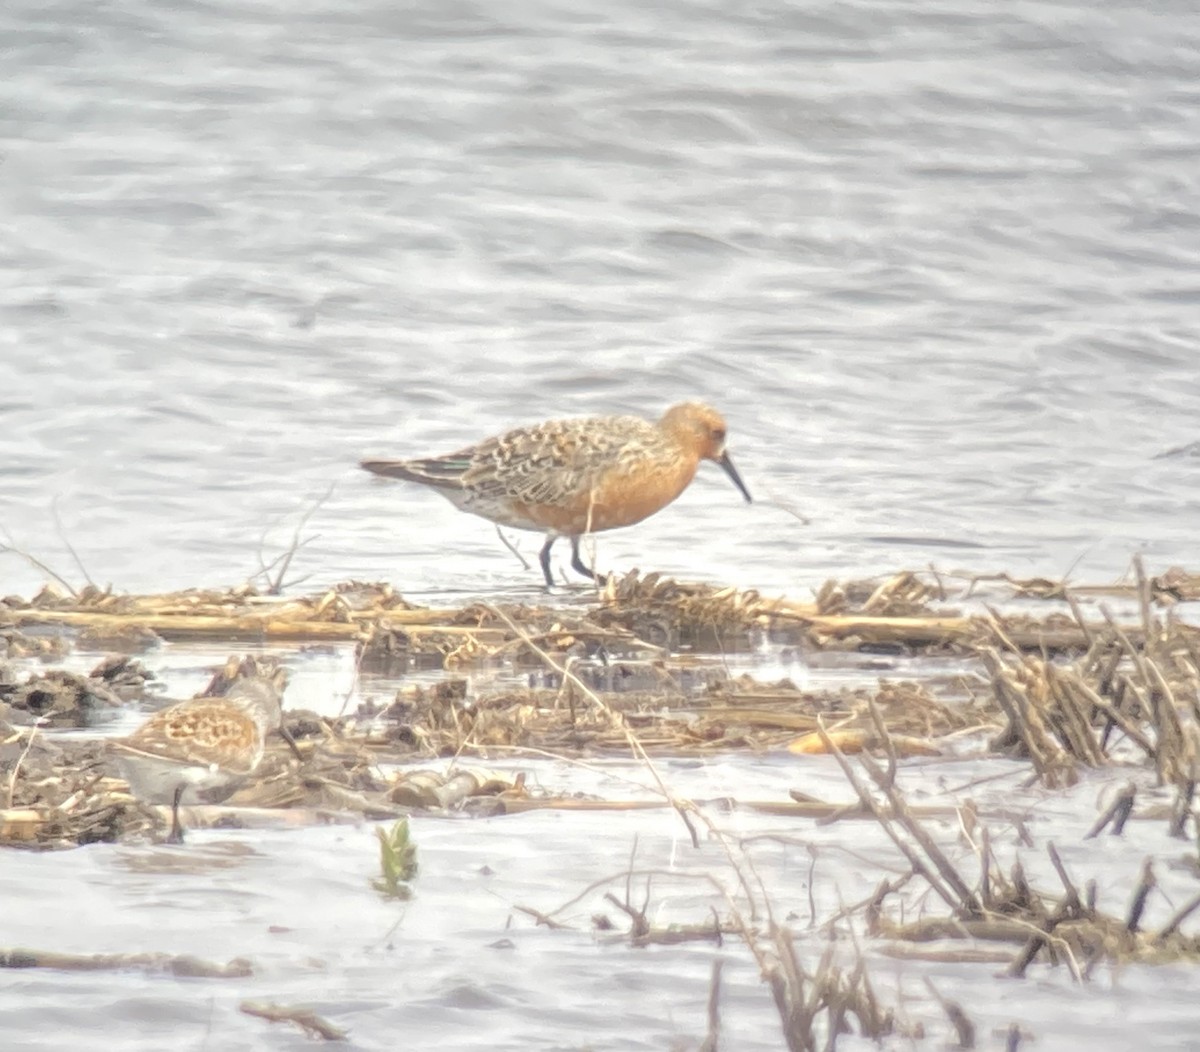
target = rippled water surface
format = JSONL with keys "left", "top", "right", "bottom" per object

{"left": 3, "top": 0, "right": 1199, "bottom": 601}
{"left": 3, "top": 0, "right": 1200, "bottom": 1047}
{"left": 7, "top": 749, "right": 1200, "bottom": 1051}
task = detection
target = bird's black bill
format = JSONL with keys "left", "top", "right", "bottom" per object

{"left": 716, "top": 452, "right": 752, "bottom": 503}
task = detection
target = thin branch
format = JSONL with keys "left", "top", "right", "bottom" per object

{"left": 6, "top": 727, "right": 40, "bottom": 809}
{"left": 251, "top": 482, "right": 336, "bottom": 595}
{"left": 50, "top": 496, "right": 96, "bottom": 590}
{"left": 0, "top": 527, "right": 79, "bottom": 597}
{"left": 494, "top": 526, "right": 530, "bottom": 571}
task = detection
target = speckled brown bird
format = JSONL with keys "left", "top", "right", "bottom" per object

{"left": 109, "top": 678, "right": 284, "bottom": 842}
{"left": 360, "top": 402, "right": 751, "bottom": 587}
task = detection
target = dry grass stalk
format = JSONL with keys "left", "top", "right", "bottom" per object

{"left": 763, "top": 935, "right": 896, "bottom": 1051}
{"left": 820, "top": 700, "right": 1200, "bottom": 973}
{"left": 482, "top": 607, "right": 915, "bottom": 1050}
{"left": 871, "top": 822, "right": 1200, "bottom": 971}
{"left": 813, "top": 571, "right": 940, "bottom": 617}
{"left": 981, "top": 599, "right": 1200, "bottom": 801}
{"left": 1084, "top": 783, "right": 1137, "bottom": 839}
{"left": 596, "top": 570, "right": 768, "bottom": 649}
{"left": 4, "top": 574, "right": 1181, "bottom": 670}
{"left": 923, "top": 977, "right": 975, "bottom": 1049}
{"left": 1, "top": 669, "right": 990, "bottom": 847}
{"left": 817, "top": 562, "right": 1198, "bottom": 609}
{"left": 698, "top": 958, "right": 723, "bottom": 1052}
{"left": 816, "top": 715, "right": 975, "bottom": 915}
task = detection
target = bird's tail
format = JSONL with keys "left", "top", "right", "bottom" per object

{"left": 360, "top": 457, "right": 469, "bottom": 489}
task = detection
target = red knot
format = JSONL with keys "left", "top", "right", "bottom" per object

{"left": 361, "top": 401, "right": 751, "bottom": 587}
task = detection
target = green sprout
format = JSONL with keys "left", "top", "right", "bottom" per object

{"left": 371, "top": 818, "right": 418, "bottom": 900}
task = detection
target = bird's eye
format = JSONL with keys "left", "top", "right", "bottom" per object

{"left": 712, "top": 427, "right": 726, "bottom": 442}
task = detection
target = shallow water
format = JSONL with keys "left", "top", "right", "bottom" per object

{"left": 6, "top": 747, "right": 1200, "bottom": 1050}
{"left": 4, "top": 0, "right": 1200, "bottom": 1047}
{"left": 2, "top": 0, "right": 1200, "bottom": 603}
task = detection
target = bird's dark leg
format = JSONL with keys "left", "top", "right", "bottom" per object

{"left": 538, "top": 536, "right": 557, "bottom": 589}
{"left": 167, "top": 783, "right": 186, "bottom": 844}
{"left": 279, "top": 724, "right": 304, "bottom": 762}
{"left": 570, "top": 537, "right": 605, "bottom": 583}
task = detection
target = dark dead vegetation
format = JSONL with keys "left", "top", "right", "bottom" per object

{"left": 2, "top": 557, "right": 1200, "bottom": 1047}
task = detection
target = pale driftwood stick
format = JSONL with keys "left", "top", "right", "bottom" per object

{"left": 1146, "top": 679, "right": 1187, "bottom": 785}
{"left": 11, "top": 609, "right": 351, "bottom": 641}
{"left": 623, "top": 838, "right": 640, "bottom": 924}
{"left": 302, "top": 779, "right": 412, "bottom": 818}
{"left": 629, "top": 918, "right": 728, "bottom": 948}
{"left": 875, "top": 943, "right": 1015, "bottom": 964}
{"left": 790, "top": 605, "right": 1127, "bottom": 652}
{"left": 878, "top": 916, "right": 1034, "bottom": 943}
{"left": 11, "top": 606, "right": 481, "bottom": 640}
{"left": 0, "top": 947, "right": 250, "bottom": 978}
{"left": 824, "top": 961, "right": 851, "bottom": 1045}
{"left": 693, "top": 707, "right": 822, "bottom": 731}
{"left": 512, "top": 904, "right": 573, "bottom": 931}
{"left": 801, "top": 613, "right": 979, "bottom": 645}
{"left": 240, "top": 1001, "right": 347, "bottom": 1041}
{"left": 495, "top": 798, "right": 665, "bottom": 814}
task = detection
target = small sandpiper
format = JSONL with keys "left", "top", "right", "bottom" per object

{"left": 110, "top": 673, "right": 287, "bottom": 843}
{"left": 360, "top": 401, "right": 752, "bottom": 588}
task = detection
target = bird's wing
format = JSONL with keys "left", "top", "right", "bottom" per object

{"left": 462, "top": 416, "right": 653, "bottom": 507}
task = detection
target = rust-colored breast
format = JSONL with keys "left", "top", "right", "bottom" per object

{"left": 510, "top": 450, "right": 700, "bottom": 535}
